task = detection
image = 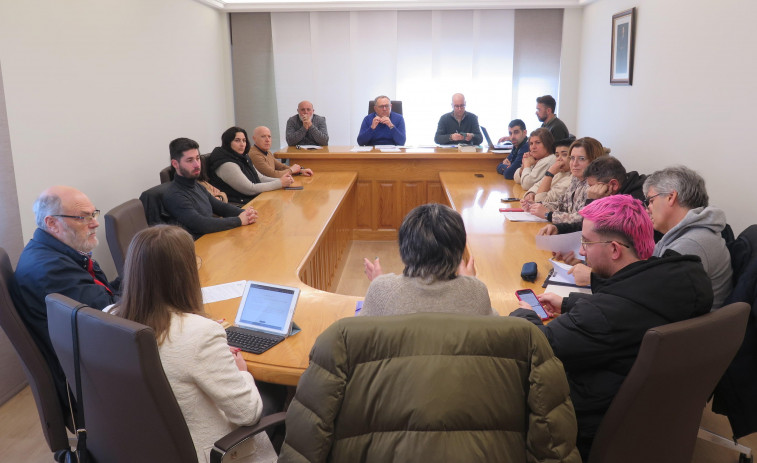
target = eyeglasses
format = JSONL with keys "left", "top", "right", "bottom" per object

{"left": 453, "top": 104, "right": 466, "bottom": 109}
{"left": 51, "top": 210, "right": 101, "bottom": 223}
{"left": 376, "top": 104, "right": 390, "bottom": 109}
{"left": 642, "top": 193, "right": 666, "bottom": 207}
{"left": 580, "top": 239, "right": 630, "bottom": 250}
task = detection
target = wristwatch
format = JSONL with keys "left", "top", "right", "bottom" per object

{"left": 544, "top": 171, "right": 555, "bottom": 178}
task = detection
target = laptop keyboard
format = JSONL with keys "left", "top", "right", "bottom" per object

{"left": 226, "top": 330, "right": 284, "bottom": 354}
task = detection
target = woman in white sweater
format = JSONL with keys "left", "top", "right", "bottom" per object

{"left": 513, "top": 128, "right": 557, "bottom": 190}
{"left": 112, "top": 225, "right": 276, "bottom": 463}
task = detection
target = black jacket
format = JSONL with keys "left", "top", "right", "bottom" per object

{"left": 511, "top": 251, "right": 713, "bottom": 444}
{"left": 206, "top": 146, "right": 261, "bottom": 204}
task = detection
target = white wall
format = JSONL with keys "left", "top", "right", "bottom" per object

{"left": 575, "top": 0, "right": 757, "bottom": 235}
{"left": 0, "top": 0, "right": 235, "bottom": 278}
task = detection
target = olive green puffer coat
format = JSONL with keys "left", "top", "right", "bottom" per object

{"left": 279, "top": 313, "right": 581, "bottom": 463}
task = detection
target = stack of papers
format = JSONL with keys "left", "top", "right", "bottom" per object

{"left": 502, "top": 211, "right": 548, "bottom": 222}
{"left": 350, "top": 146, "right": 373, "bottom": 152}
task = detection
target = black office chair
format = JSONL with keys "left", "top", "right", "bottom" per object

{"left": 368, "top": 100, "right": 403, "bottom": 115}
{"left": 139, "top": 183, "right": 174, "bottom": 226}
{"left": 589, "top": 302, "right": 750, "bottom": 463}
{"left": 104, "top": 199, "right": 148, "bottom": 277}
{"left": 0, "top": 248, "right": 74, "bottom": 461}
{"left": 46, "top": 293, "right": 285, "bottom": 463}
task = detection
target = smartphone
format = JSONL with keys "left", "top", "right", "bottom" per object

{"left": 515, "top": 289, "right": 551, "bottom": 320}
{"left": 474, "top": 173, "right": 484, "bottom": 178}
{"left": 284, "top": 186, "right": 304, "bottom": 190}
{"left": 501, "top": 197, "right": 519, "bottom": 202}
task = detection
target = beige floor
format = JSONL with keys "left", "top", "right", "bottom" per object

{"left": 2, "top": 239, "right": 756, "bottom": 462}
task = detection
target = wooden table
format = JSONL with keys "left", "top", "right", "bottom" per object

{"left": 276, "top": 146, "right": 505, "bottom": 240}
{"left": 197, "top": 170, "right": 552, "bottom": 385}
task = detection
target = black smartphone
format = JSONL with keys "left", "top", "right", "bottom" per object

{"left": 515, "top": 289, "right": 550, "bottom": 320}
{"left": 474, "top": 173, "right": 484, "bottom": 178}
{"left": 501, "top": 197, "right": 519, "bottom": 202}
{"left": 284, "top": 186, "right": 304, "bottom": 190}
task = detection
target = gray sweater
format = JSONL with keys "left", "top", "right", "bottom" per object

{"left": 653, "top": 206, "right": 733, "bottom": 308}
{"left": 360, "top": 273, "right": 495, "bottom": 317}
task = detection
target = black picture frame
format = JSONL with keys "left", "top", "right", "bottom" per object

{"left": 611, "top": 8, "right": 635, "bottom": 85}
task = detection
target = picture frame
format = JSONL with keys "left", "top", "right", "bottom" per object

{"left": 610, "top": 8, "right": 635, "bottom": 85}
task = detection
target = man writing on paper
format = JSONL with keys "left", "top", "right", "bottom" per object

{"left": 285, "top": 100, "right": 329, "bottom": 147}
{"left": 433, "top": 93, "right": 483, "bottom": 145}
{"left": 357, "top": 95, "right": 407, "bottom": 146}
{"left": 510, "top": 194, "right": 712, "bottom": 460}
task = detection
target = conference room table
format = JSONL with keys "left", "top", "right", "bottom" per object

{"left": 196, "top": 166, "right": 554, "bottom": 386}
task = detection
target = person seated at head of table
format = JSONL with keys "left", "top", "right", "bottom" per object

{"left": 433, "top": 93, "right": 483, "bottom": 145}
{"left": 357, "top": 95, "right": 407, "bottom": 146}
{"left": 111, "top": 225, "right": 277, "bottom": 463}
{"left": 496, "top": 119, "right": 529, "bottom": 180}
{"left": 361, "top": 203, "right": 494, "bottom": 316}
{"left": 520, "top": 137, "right": 574, "bottom": 204}
{"left": 509, "top": 194, "right": 713, "bottom": 460}
{"left": 513, "top": 128, "right": 556, "bottom": 190}
{"left": 285, "top": 100, "right": 329, "bottom": 147}
{"left": 524, "top": 137, "right": 606, "bottom": 224}
{"left": 206, "top": 126, "right": 294, "bottom": 205}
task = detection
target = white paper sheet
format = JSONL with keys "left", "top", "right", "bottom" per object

{"left": 549, "top": 259, "right": 576, "bottom": 284}
{"left": 502, "top": 212, "right": 549, "bottom": 222}
{"left": 379, "top": 148, "right": 402, "bottom": 152}
{"left": 544, "top": 284, "right": 592, "bottom": 298}
{"left": 374, "top": 145, "right": 399, "bottom": 149}
{"left": 350, "top": 146, "right": 373, "bottom": 152}
{"left": 201, "top": 280, "right": 247, "bottom": 304}
{"left": 294, "top": 145, "right": 323, "bottom": 150}
{"left": 535, "top": 231, "right": 582, "bottom": 256}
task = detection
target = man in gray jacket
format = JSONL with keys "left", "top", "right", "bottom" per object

{"left": 285, "top": 100, "right": 329, "bottom": 146}
{"left": 643, "top": 166, "right": 732, "bottom": 308}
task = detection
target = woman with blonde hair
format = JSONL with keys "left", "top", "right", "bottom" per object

{"left": 526, "top": 137, "right": 605, "bottom": 224}
{"left": 113, "top": 225, "right": 276, "bottom": 463}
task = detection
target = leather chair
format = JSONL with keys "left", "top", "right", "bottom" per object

{"left": 104, "top": 199, "right": 148, "bottom": 277}
{"left": 0, "top": 248, "right": 73, "bottom": 459}
{"left": 46, "top": 293, "right": 285, "bottom": 463}
{"left": 139, "top": 183, "right": 173, "bottom": 226}
{"left": 588, "top": 302, "right": 751, "bottom": 463}
{"left": 368, "top": 100, "right": 403, "bottom": 115}
{"left": 159, "top": 165, "right": 174, "bottom": 184}
{"left": 161, "top": 153, "right": 210, "bottom": 184}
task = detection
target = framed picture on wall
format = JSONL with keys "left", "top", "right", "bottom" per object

{"left": 610, "top": 8, "right": 635, "bottom": 85}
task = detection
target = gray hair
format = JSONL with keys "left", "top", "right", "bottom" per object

{"left": 33, "top": 193, "right": 63, "bottom": 230}
{"left": 643, "top": 166, "right": 709, "bottom": 209}
{"left": 374, "top": 95, "right": 390, "bottom": 105}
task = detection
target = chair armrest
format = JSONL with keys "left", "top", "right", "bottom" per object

{"left": 210, "top": 412, "right": 287, "bottom": 463}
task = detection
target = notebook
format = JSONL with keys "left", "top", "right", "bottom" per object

{"left": 225, "top": 281, "right": 300, "bottom": 354}
{"left": 481, "top": 126, "right": 514, "bottom": 151}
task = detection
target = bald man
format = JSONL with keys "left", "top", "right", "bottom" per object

{"left": 434, "top": 93, "right": 483, "bottom": 145}
{"left": 11, "top": 185, "right": 117, "bottom": 416}
{"left": 285, "top": 100, "right": 329, "bottom": 146}
{"left": 250, "top": 126, "right": 313, "bottom": 178}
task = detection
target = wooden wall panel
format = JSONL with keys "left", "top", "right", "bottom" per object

{"left": 376, "top": 181, "right": 396, "bottom": 230}
{"left": 427, "top": 181, "right": 444, "bottom": 205}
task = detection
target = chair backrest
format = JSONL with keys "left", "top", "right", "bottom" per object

{"left": 46, "top": 294, "right": 198, "bottom": 463}
{"left": 368, "top": 99, "right": 403, "bottom": 115}
{"left": 589, "top": 302, "right": 751, "bottom": 463}
{"left": 159, "top": 165, "right": 174, "bottom": 184}
{"left": 0, "top": 248, "right": 71, "bottom": 454}
{"left": 104, "top": 199, "right": 148, "bottom": 277}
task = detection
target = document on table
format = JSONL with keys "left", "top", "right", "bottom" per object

{"left": 502, "top": 211, "right": 549, "bottom": 222}
{"left": 545, "top": 283, "right": 592, "bottom": 298}
{"left": 379, "top": 147, "right": 402, "bottom": 152}
{"left": 201, "top": 280, "right": 247, "bottom": 304}
{"left": 548, "top": 259, "right": 576, "bottom": 285}
{"left": 295, "top": 145, "right": 322, "bottom": 150}
{"left": 535, "top": 231, "right": 582, "bottom": 256}
{"left": 350, "top": 146, "right": 373, "bottom": 152}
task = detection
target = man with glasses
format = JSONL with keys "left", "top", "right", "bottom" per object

{"left": 11, "top": 185, "right": 117, "bottom": 417}
{"left": 643, "top": 166, "right": 732, "bottom": 308}
{"left": 357, "top": 95, "right": 406, "bottom": 146}
{"left": 510, "top": 194, "right": 713, "bottom": 460}
{"left": 433, "top": 93, "right": 483, "bottom": 145}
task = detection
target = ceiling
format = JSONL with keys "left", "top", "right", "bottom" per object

{"left": 194, "top": 0, "right": 597, "bottom": 12}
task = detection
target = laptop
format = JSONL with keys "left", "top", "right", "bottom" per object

{"left": 225, "top": 281, "right": 300, "bottom": 354}
{"left": 481, "top": 126, "right": 514, "bottom": 151}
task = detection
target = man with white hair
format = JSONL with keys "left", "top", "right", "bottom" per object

{"left": 643, "top": 166, "right": 733, "bottom": 308}
{"left": 11, "top": 185, "right": 117, "bottom": 415}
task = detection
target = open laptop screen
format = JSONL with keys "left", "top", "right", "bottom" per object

{"left": 235, "top": 281, "right": 299, "bottom": 336}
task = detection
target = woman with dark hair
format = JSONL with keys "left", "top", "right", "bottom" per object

{"left": 513, "top": 128, "right": 557, "bottom": 190}
{"left": 112, "top": 225, "right": 276, "bottom": 463}
{"left": 527, "top": 137, "right": 606, "bottom": 224}
{"left": 206, "top": 126, "right": 293, "bottom": 204}
{"left": 361, "top": 204, "right": 494, "bottom": 316}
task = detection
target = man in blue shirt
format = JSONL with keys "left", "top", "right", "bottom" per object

{"left": 357, "top": 95, "right": 406, "bottom": 146}
{"left": 496, "top": 119, "right": 529, "bottom": 180}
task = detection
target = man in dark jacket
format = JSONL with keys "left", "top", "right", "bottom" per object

{"left": 163, "top": 137, "right": 258, "bottom": 240}
{"left": 511, "top": 194, "right": 713, "bottom": 459}
{"left": 11, "top": 185, "right": 117, "bottom": 417}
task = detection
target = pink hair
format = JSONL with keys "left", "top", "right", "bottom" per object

{"left": 579, "top": 195, "right": 654, "bottom": 259}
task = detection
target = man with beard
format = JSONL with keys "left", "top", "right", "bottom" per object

{"left": 536, "top": 95, "right": 570, "bottom": 141}
{"left": 163, "top": 137, "right": 258, "bottom": 240}
{"left": 510, "top": 194, "right": 713, "bottom": 460}
{"left": 11, "top": 185, "right": 117, "bottom": 416}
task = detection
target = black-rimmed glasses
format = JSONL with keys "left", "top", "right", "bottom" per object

{"left": 643, "top": 193, "right": 666, "bottom": 207}
{"left": 51, "top": 210, "right": 101, "bottom": 223}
